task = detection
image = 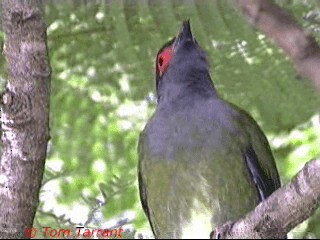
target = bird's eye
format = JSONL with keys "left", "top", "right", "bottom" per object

{"left": 158, "top": 56, "right": 164, "bottom": 67}
{"left": 157, "top": 47, "right": 172, "bottom": 76}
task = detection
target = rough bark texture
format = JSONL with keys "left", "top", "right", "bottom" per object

{"left": 235, "top": 0, "right": 320, "bottom": 90}
{"left": 0, "top": 0, "right": 51, "bottom": 238}
{"left": 212, "top": 159, "right": 320, "bottom": 239}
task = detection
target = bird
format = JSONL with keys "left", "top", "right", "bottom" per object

{"left": 138, "top": 20, "right": 282, "bottom": 239}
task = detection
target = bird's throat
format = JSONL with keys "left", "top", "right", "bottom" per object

{"left": 157, "top": 71, "right": 216, "bottom": 105}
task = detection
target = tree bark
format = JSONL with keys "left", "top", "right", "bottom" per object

{"left": 235, "top": 0, "right": 320, "bottom": 90}
{"left": 212, "top": 159, "right": 320, "bottom": 239}
{"left": 0, "top": 0, "right": 51, "bottom": 238}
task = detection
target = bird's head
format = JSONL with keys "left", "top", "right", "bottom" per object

{"left": 155, "top": 20, "right": 213, "bottom": 101}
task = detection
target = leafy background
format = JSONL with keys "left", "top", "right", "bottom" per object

{"left": 0, "top": 0, "right": 319, "bottom": 238}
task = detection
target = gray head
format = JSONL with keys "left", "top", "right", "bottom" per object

{"left": 155, "top": 20, "right": 215, "bottom": 102}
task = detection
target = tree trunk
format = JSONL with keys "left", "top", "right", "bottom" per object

{"left": 0, "top": 0, "right": 51, "bottom": 238}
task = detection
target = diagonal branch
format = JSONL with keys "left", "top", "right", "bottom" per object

{"left": 235, "top": 0, "right": 320, "bottom": 90}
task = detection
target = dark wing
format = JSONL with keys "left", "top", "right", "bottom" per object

{"left": 244, "top": 146, "right": 287, "bottom": 239}
{"left": 137, "top": 132, "right": 156, "bottom": 235}
{"left": 138, "top": 167, "right": 152, "bottom": 221}
{"left": 243, "top": 146, "right": 279, "bottom": 201}
{"left": 244, "top": 147, "right": 288, "bottom": 240}
{"left": 233, "top": 105, "right": 281, "bottom": 202}
{"left": 234, "top": 105, "right": 286, "bottom": 238}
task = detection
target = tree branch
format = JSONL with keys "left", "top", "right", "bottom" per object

{"left": 212, "top": 159, "right": 320, "bottom": 239}
{"left": 235, "top": 0, "right": 320, "bottom": 90}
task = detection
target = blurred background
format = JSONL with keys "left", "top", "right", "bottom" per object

{"left": 0, "top": 0, "right": 319, "bottom": 238}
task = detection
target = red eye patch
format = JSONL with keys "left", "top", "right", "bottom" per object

{"left": 157, "top": 47, "right": 172, "bottom": 76}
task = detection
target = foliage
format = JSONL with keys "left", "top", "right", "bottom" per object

{"left": 0, "top": 0, "right": 319, "bottom": 238}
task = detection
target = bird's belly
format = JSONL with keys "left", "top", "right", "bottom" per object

{"left": 149, "top": 167, "right": 221, "bottom": 239}
{"left": 145, "top": 153, "right": 258, "bottom": 239}
{"left": 179, "top": 198, "right": 213, "bottom": 239}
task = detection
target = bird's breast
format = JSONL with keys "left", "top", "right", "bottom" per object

{"left": 141, "top": 105, "right": 257, "bottom": 238}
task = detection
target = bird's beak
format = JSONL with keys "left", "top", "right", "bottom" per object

{"left": 178, "top": 19, "right": 193, "bottom": 41}
{"left": 173, "top": 20, "right": 194, "bottom": 51}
